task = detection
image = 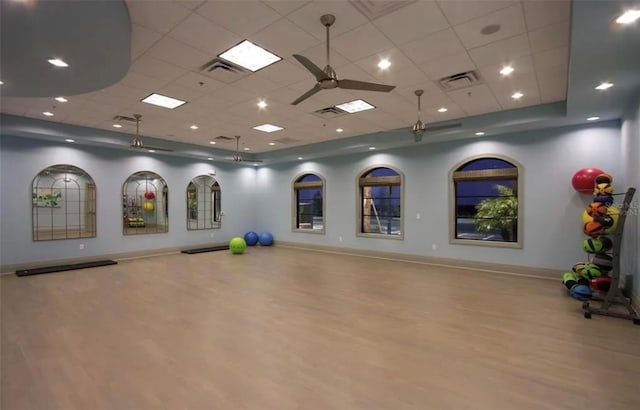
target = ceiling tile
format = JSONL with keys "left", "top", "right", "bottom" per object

{"left": 173, "top": 0, "right": 205, "bottom": 11}
{"left": 436, "top": 0, "right": 517, "bottom": 26}
{"left": 468, "top": 33, "right": 531, "bottom": 68}
{"left": 285, "top": 1, "right": 369, "bottom": 41}
{"left": 233, "top": 75, "right": 284, "bottom": 94}
{"left": 172, "top": 72, "right": 226, "bottom": 93}
{"left": 294, "top": 43, "right": 350, "bottom": 70}
{"left": 373, "top": 1, "right": 449, "bottom": 46}
{"left": 251, "top": 18, "right": 321, "bottom": 59}
{"left": 254, "top": 59, "right": 311, "bottom": 87}
{"left": 169, "top": 13, "right": 242, "bottom": 56}
{"left": 130, "top": 24, "right": 163, "bottom": 60}
{"left": 125, "top": 0, "right": 192, "bottom": 34}
{"left": 146, "top": 37, "right": 212, "bottom": 70}
{"left": 355, "top": 47, "right": 431, "bottom": 88}
{"left": 196, "top": 1, "right": 282, "bottom": 37}
{"left": 537, "top": 65, "right": 568, "bottom": 103}
{"left": 130, "top": 55, "right": 188, "bottom": 83}
{"left": 533, "top": 46, "right": 569, "bottom": 71}
{"left": 453, "top": 4, "right": 527, "bottom": 49}
{"left": 401, "top": 28, "right": 467, "bottom": 66}
{"left": 529, "top": 22, "right": 570, "bottom": 54}
{"left": 156, "top": 83, "right": 210, "bottom": 102}
{"left": 420, "top": 52, "right": 477, "bottom": 81}
{"left": 446, "top": 84, "right": 501, "bottom": 115}
{"left": 523, "top": 0, "right": 571, "bottom": 31}
{"left": 262, "top": 0, "right": 311, "bottom": 17}
{"left": 0, "top": 97, "right": 32, "bottom": 116}
{"left": 117, "top": 71, "right": 169, "bottom": 94}
{"left": 332, "top": 23, "right": 395, "bottom": 62}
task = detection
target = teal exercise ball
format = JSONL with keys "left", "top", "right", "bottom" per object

{"left": 229, "top": 237, "right": 247, "bottom": 254}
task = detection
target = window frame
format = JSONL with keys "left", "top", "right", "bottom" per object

{"left": 356, "top": 165, "right": 404, "bottom": 240}
{"left": 449, "top": 154, "right": 523, "bottom": 248}
{"left": 291, "top": 172, "right": 326, "bottom": 234}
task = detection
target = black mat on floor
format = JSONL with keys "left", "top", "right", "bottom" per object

{"left": 181, "top": 245, "right": 230, "bottom": 254}
{"left": 16, "top": 260, "right": 118, "bottom": 277}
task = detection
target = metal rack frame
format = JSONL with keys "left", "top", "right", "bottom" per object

{"left": 582, "top": 187, "right": 639, "bottom": 324}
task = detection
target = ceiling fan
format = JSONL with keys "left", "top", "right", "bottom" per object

{"left": 291, "top": 14, "right": 396, "bottom": 105}
{"left": 129, "top": 114, "right": 173, "bottom": 152}
{"left": 410, "top": 90, "right": 461, "bottom": 142}
{"left": 228, "top": 135, "right": 262, "bottom": 163}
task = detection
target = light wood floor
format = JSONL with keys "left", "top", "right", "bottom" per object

{"left": 2, "top": 247, "right": 639, "bottom": 410}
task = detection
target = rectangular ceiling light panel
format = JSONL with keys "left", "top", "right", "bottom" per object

{"left": 335, "top": 99, "right": 376, "bottom": 113}
{"left": 253, "top": 123, "right": 284, "bottom": 133}
{"left": 141, "top": 93, "right": 187, "bottom": 109}
{"left": 218, "top": 40, "right": 282, "bottom": 72}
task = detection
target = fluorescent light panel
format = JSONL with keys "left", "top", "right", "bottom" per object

{"left": 253, "top": 123, "right": 283, "bottom": 133}
{"left": 616, "top": 9, "right": 640, "bottom": 24}
{"left": 218, "top": 40, "right": 281, "bottom": 72}
{"left": 48, "top": 58, "right": 68, "bottom": 67}
{"left": 141, "top": 93, "right": 186, "bottom": 109}
{"left": 595, "top": 82, "right": 614, "bottom": 91}
{"left": 55, "top": 96, "right": 68, "bottom": 102}
{"left": 335, "top": 99, "right": 375, "bottom": 114}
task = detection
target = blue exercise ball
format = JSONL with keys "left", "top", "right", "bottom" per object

{"left": 244, "top": 231, "right": 259, "bottom": 246}
{"left": 258, "top": 232, "right": 274, "bottom": 246}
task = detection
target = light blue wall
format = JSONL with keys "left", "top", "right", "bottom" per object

{"left": 0, "top": 120, "right": 626, "bottom": 274}
{"left": 254, "top": 121, "right": 622, "bottom": 271}
{"left": 0, "top": 135, "right": 258, "bottom": 267}
{"left": 620, "top": 95, "right": 640, "bottom": 300}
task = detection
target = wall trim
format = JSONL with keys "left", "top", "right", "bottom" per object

{"left": 275, "top": 241, "right": 560, "bottom": 280}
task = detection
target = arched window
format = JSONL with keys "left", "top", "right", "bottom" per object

{"left": 358, "top": 166, "right": 403, "bottom": 238}
{"left": 122, "top": 171, "right": 168, "bottom": 235}
{"left": 451, "top": 156, "right": 521, "bottom": 246}
{"left": 187, "top": 175, "right": 221, "bottom": 230}
{"left": 292, "top": 173, "right": 324, "bottom": 233}
{"left": 32, "top": 164, "right": 96, "bottom": 241}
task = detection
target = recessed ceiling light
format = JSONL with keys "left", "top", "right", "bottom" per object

{"left": 0, "top": 80, "right": 3, "bottom": 85}
{"left": 437, "top": 107, "right": 448, "bottom": 113}
{"left": 207, "top": 157, "right": 213, "bottom": 161}
{"left": 113, "top": 124, "right": 122, "bottom": 128}
{"left": 336, "top": 128, "right": 344, "bottom": 133}
{"left": 587, "top": 116, "right": 600, "bottom": 121}
{"left": 297, "top": 157, "right": 303, "bottom": 160}
{"left": 368, "top": 146, "right": 376, "bottom": 150}
{"left": 268, "top": 142, "right": 276, "bottom": 146}
{"left": 616, "top": 9, "right": 640, "bottom": 24}
{"left": 253, "top": 123, "right": 283, "bottom": 133}
{"left": 595, "top": 82, "right": 614, "bottom": 91}
{"left": 190, "top": 125, "right": 198, "bottom": 130}
{"left": 209, "top": 141, "right": 216, "bottom": 145}
{"left": 511, "top": 91, "right": 524, "bottom": 100}
{"left": 64, "top": 177, "right": 72, "bottom": 182}
{"left": 475, "top": 132, "right": 485, "bottom": 136}
{"left": 218, "top": 39, "right": 282, "bottom": 72}
{"left": 148, "top": 149, "right": 156, "bottom": 153}
{"left": 499, "top": 66, "right": 514, "bottom": 76}
{"left": 48, "top": 58, "right": 68, "bottom": 67}
{"left": 55, "top": 96, "right": 68, "bottom": 103}
{"left": 65, "top": 138, "right": 75, "bottom": 143}
{"left": 377, "top": 59, "right": 391, "bottom": 70}
{"left": 257, "top": 100, "right": 267, "bottom": 109}
{"left": 335, "top": 99, "right": 375, "bottom": 114}
{"left": 43, "top": 111, "right": 54, "bottom": 116}
{"left": 141, "top": 93, "right": 186, "bottom": 109}
{"left": 243, "top": 147, "right": 250, "bottom": 151}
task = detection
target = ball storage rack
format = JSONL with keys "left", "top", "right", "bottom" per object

{"left": 582, "top": 187, "right": 639, "bottom": 324}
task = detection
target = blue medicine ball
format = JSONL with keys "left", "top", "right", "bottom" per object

{"left": 569, "top": 284, "right": 592, "bottom": 301}
{"left": 258, "top": 232, "right": 274, "bottom": 246}
{"left": 244, "top": 231, "right": 259, "bottom": 246}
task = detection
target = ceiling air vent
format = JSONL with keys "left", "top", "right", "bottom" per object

{"left": 214, "top": 135, "right": 234, "bottom": 142}
{"left": 313, "top": 106, "right": 347, "bottom": 119}
{"left": 349, "top": 0, "right": 418, "bottom": 20}
{"left": 112, "top": 115, "right": 138, "bottom": 123}
{"left": 199, "top": 58, "right": 251, "bottom": 84}
{"left": 438, "top": 70, "right": 483, "bottom": 91}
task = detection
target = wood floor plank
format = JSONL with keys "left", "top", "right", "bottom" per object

{"left": 2, "top": 247, "right": 639, "bottom": 409}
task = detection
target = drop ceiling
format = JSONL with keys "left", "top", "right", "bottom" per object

{"left": 1, "top": 0, "right": 639, "bottom": 164}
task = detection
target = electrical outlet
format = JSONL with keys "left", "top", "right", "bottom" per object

{"left": 79, "top": 244, "right": 85, "bottom": 250}
{"left": 431, "top": 243, "right": 437, "bottom": 251}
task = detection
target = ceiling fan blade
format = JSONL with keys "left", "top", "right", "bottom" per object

{"left": 291, "top": 83, "right": 323, "bottom": 105}
{"left": 337, "top": 79, "right": 395, "bottom": 92}
{"left": 424, "top": 122, "right": 462, "bottom": 132}
{"left": 293, "top": 54, "right": 326, "bottom": 82}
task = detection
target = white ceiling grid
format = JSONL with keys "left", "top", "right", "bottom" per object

{"left": 0, "top": 0, "right": 572, "bottom": 154}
